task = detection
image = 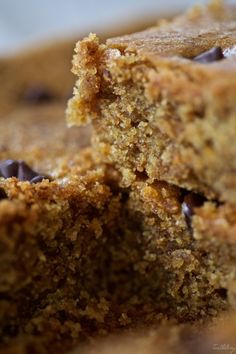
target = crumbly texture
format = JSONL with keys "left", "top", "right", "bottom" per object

{"left": 126, "top": 178, "right": 236, "bottom": 321}
{"left": 0, "top": 152, "right": 121, "bottom": 353}
{"left": 3, "top": 155, "right": 236, "bottom": 354}
{"left": 67, "top": 1, "right": 236, "bottom": 204}
{"left": 1, "top": 101, "right": 236, "bottom": 353}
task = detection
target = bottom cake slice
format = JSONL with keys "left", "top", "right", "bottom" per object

{"left": 1, "top": 151, "right": 236, "bottom": 354}
{"left": 0, "top": 98, "right": 236, "bottom": 354}
{"left": 0, "top": 150, "right": 123, "bottom": 353}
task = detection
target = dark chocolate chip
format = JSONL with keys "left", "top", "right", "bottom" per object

{"left": 0, "top": 188, "right": 7, "bottom": 200}
{"left": 18, "top": 163, "right": 51, "bottom": 184}
{"left": 0, "top": 160, "right": 18, "bottom": 178}
{"left": 182, "top": 192, "right": 206, "bottom": 228}
{"left": 30, "top": 175, "right": 48, "bottom": 184}
{"left": 0, "top": 159, "right": 51, "bottom": 184}
{"left": 17, "top": 161, "right": 38, "bottom": 181}
{"left": 193, "top": 47, "right": 224, "bottom": 63}
{"left": 23, "top": 86, "right": 54, "bottom": 104}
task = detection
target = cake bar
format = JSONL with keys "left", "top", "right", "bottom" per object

{"left": 3, "top": 156, "right": 236, "bottom": 353}
{"left": 67, "top": 1, "right": 236, "bottom": 204}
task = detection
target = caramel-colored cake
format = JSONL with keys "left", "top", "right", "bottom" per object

{"left": 0, "top": 151, "right": 122, "bottom": 354}
{"left": 2, "top": 2, "right": 236, "bottom": 354}
{"left": 3, "top": 146, "right": 236, "bottom": 354}
{"left": 67, "top": 0, "right": 236, "bottom": 204}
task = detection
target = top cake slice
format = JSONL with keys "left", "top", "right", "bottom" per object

{"left": 67, "top": 1, "right": 236, "bottom": 205}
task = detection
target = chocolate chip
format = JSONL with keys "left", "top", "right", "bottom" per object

{"left": 0, "top": 188, "right": 7, "bottom": 200}
{"left": 23, "top": 86, "right": 54, "bottom": 104}
{"left": 17, "top": 161, "right": 38, "bottom": 181}
{"left": 0, "top": 160, "right": 51, "bottom": 184}
{"left": 193, "top": 47, "right": 224, "bottom": 63}
{"left": 182, "top": 192, "right": 206, "bottom": 228}
{"left": 0, "top": 160, "right": 18, "bottom": 178}
{"left": 17, "top": 162, "right": 50, "bottom": 183}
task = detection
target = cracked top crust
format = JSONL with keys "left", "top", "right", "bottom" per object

{"left": 107, "top": 1, "right": 236, "bottom": 63}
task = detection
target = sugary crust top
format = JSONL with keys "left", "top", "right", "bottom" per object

{"left": 107, "top": 1, "right": 236, "bottom": 68}
{"left": 67, "top": 1, "right": 236, "bottom": 128}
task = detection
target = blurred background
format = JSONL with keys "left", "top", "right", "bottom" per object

{"left": 0, "top": 0, "right": 215, "bottom": 55}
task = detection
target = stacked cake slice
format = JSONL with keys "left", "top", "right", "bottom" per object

{"left": 67, "top": 0, "right": 236, "bottom": 329}
{"left": 67, "top": 1, "right": 236, "bottom": 203}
